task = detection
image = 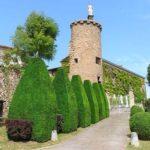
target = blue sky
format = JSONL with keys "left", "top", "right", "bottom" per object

{"left": 0, "top": 0, "right": 150, "bottom": 97}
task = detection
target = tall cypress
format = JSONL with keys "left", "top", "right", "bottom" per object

{"left": 53, "top": 68, "right": 78, "bottom": 132}
{"left": 71, "top": 75, "right": 91, "bottom": 127}
{"left": 84, "top": 80, "right": 99, "bottom": 123}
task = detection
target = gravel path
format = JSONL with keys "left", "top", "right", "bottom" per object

{"left": 38, "top": 110, "right": 129, "bottom": 150}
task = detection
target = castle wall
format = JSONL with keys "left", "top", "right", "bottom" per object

{"left": 0, "top": 68, "right": 20, "bottom": 117}
{"left": 69, "top": 20, "right": 103, "bottom": 83}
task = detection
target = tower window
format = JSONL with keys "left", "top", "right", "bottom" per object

{"left": 74, "top": 58, "right": 78, "bottom": 63}
{"left": 97, "top": 76, "right": 101, "bottom": 83}
{"left": 96, "top": 57, "right": 101, "bottom": 64}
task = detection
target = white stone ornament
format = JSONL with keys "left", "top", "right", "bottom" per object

{"left": 131, "top": 132, "right": 139, "bottom": 147}
{"left": 88, "top": 4, "right": 93, "bottom": 16}
{"left": 51, "top": 130, "right": 58, "bottom": 141}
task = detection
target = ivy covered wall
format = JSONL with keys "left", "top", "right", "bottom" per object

{"left": 103, "top": 63, "right": 146, "bottom": 103}
{"left": 59, "top": 56, "right": 146, "bottom": 103}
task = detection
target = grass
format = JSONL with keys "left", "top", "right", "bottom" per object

{"left": 0, "top": 126, "right": 83, "bottom": 150}
{"left": 127, "top": 140, "right": 150, "bottom": 150}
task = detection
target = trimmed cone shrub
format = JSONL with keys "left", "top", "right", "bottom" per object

{"left": 71, "top": 75, "right": 91, "bottom": 127}
{"left": 93, "top": 83, "right": 105, "bottom": 120}
{"left": 130, "top": 105, "right": 144, "bottom": 116}
{"left": 8, "top": 58, "right": 57, "bottom": 142}
{"left": 53, "top": 68, "right": 78, "bottom": 133}
{"left": 130, "top": 112, "right": 150, "bottom": 140}
{"left": 6, "top": 119, "right": 32, "bottom": 141}
{"left": 99, "top": 84, "right": 110, "bottom": 117}
{"left": 84, "top": 80, "right": 99, "bottom": 123}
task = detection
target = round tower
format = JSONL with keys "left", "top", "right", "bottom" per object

{"left": 69, "top": 5, "right": 103, "bottom": 83}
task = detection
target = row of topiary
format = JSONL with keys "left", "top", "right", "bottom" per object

{"left": 6, "top": 58, "right": 109, "bottom": 142}
{"left": 130, "top": 105, "right": 150, "bottom": 140}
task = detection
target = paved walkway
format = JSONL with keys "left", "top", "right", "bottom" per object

{"left": 39, "top": 110, "right": 129, "bottom": 150}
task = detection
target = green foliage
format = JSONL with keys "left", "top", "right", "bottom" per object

{"left": 103, "top": 63, "right": 146, "bottom": 102}
{"left": 84, "top": 80, "right": 99, "bottom": 123}
{"left": 144, "top": 99, "right": 150, "bottom": 112}
{"left": 53, "top": 68, "right": 78, "bottom": 133}
{"left": 99, "top": 84, "right": 110, "bottom": 117}
{"left": 71, "top": 75, "right": 91, "bottom": 127}
{"left": 147, "top": 64, "right": 150, "bottom": 86}
{"left": 12, "top": 11, "right": 59, "bottom": 62}
{"left": 130, "top": 105, "right": 144, "bottom": 116}
{"left": 93, "top": 83, "right": 106, "bottom": 120}
{"left": 8, "top": 58, "right": 57, "bottom": 142}
{"left": 130, "top": 112, "right": 150, "bottom": 140}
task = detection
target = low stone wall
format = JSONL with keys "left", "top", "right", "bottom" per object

{"left": 0, "top": 68, "right": 20, "bottom": 117}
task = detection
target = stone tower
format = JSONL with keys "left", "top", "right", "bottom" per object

{"left": 69, "top": 4, "right": 103, "bottom": 83}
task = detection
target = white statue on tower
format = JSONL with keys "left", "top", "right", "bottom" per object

{"left": 88, "top": 4, "right": 93, "bottom": 16}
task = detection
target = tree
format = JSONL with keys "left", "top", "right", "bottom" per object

{"left": 12, "top": 12, "right": 59, "bottom": 62}
{"left": 147, "top": 64, "right": 150, "bottom": 86}
{"left": 93, "top": 83, "right": 105, "bottom": 120}
{"left": 8, "top": 58, "right": 57, "bottom": 142}
{"left": 71, "top": 75, "right": 91, "bottom": 127}
{"left": 99, "top": 84, "right": 110, "bottom": 117}
{"left": 84, "top": 80, "right": 99, "bottom": 123}
{"left": 53, "top": 68, "right": 78, "bottom": 132}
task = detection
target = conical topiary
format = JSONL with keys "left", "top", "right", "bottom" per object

{"left": 53, "top": 68, "right": 78, "bottom": 132}
{"left": 93, "top": 83, "right": 106, "bottom": 120}
{"left": 84, "top": 80, "right": 99, "bottom": 123}
{"left": 71, "top": 75, "right": 91, "bottom": 127}
{"left": 8, "top": 58, "right": 57, "bottom": 142}
{"left": 99, "top": 84, "right": 110, "bottom": 117}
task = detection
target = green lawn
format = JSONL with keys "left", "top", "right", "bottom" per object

{"left": 0, "top": 126, "right": 83, "bottom": 150}
{"left": 127, "top": 140, "right": 150, "bottom": 150}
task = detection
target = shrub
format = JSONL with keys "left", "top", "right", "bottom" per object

{"left": 130, "top": 105, "right": 144, "bottom": 116}
{"left": 71, "top": 75, "right": 91, "bottom": 127}
{"left": 8, "top": 58, "right": 57, "bottom": 142}
{"left": 130, "top": 112, "right": 150, "bottom": 140}
{"left": 93, "top": 83, "right": 105, "bottom": 120}
{"left": 84, "top": 80, "right": 99, "bottom": 123}
{"left": 53, "top": 68, "right": 78, "bottom": 133}
{"left": 99, "top": 84, "right": 110, "bottom": 117}
{"left": 144, "top": 99, "right": 150, "bottom": 112}
{"left": 5, "top": 119, "right": 32, "bottom": 141}
{"left": 56, "top": 114, "right": 63, "bottom": 133}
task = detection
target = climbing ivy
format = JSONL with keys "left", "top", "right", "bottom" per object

{"left": 60, "top": 57, "right": 146, "bottom": 103}
{"left": 103, "top": 63, "right": 146, "bottom": 103}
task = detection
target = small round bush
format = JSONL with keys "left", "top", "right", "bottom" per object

{"left": 130, "top": 105, "right": 144, "bottom": 116}
{"left": 130, "top": 112, "right": 150, "bottom": 140}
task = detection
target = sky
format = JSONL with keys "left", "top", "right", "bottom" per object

{"left": 0, "top": 0, "right": 150, "bottom": 97}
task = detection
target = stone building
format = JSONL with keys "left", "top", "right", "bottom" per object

{"left": 0, "top": 5, "right": 146, "bottom": 116}
{"left": 0, "top": 45, "right": 20, "bottom": 117}
{"left": 49, "top": 5, "right": 146, "bottom": 109}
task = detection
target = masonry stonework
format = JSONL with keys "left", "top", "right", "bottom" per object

{"left": 69, "top": 20, "right": 103, "bottom": 83}
{"left": 0, "top": 68, "right": 20, "bottom": 117}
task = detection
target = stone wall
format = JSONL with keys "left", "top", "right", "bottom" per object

{"left": 0, "top": 67, "right": 20, "bottom": 117}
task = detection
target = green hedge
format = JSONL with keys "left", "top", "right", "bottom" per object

{"left": 93, "top": 83, "right": 105, "bottom": 120}
{"left": 71, "top": 75, "right": 91, "bottom": 127}
{"left": 130, "top": 105, "right": 144, "bottom": 116}
{"left": 84, "top": 80, "right": 99, "bottom": 123}
{"left": 53, "top": 68, "right": 78, "bottom": 132}
{"left": 8, "top": 58, "right": 57, "bottom": 142}
{"left": 130, "top": 112, "right": 150, "bottom": 140}
{"left": 99, "top": 84, "right": 110, "bottom": 117}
